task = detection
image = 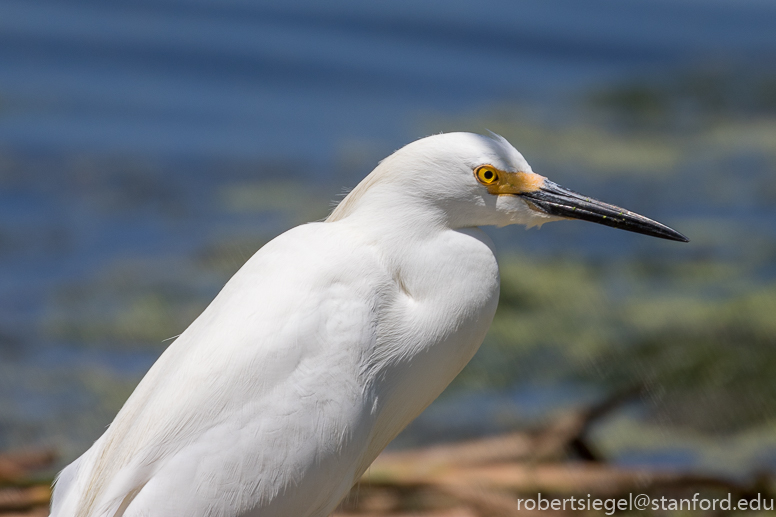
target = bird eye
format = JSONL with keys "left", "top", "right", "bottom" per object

{"left": 475, "top": 166, "right": 499, "bottom": 185}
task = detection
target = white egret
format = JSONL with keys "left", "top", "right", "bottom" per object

{"left": 50, "top": 132, "right": 687, "bottom": 517}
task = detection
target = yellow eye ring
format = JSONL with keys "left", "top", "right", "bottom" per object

{"left": 475, "top": 166, "right": 499, "bottom": 185}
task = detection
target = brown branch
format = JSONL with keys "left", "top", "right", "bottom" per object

{"left": 0, "top": 486, "right": 50, "bottom": 513}
{"left": 0, "top": 451, "right": 56, "bottom": 483}
{"left": 368, "top": 386, "right": 644, "bottom": 483}
{"left": 432, "top": 482, "right": 573, "bottom": 517}
{"left": 427, "top": 462, "right": 752, "bottom": 498}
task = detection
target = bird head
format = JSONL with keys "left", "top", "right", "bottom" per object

{"left": 328, "top": 132, "right": 688, "bottom": 243}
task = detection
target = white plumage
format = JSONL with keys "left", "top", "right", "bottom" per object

{"left": 51, "top": 132, "right": 686, "bottom": 517}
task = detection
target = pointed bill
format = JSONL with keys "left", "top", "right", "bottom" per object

{"left": 519, "top": 179, "right": 689, "bottom": 242}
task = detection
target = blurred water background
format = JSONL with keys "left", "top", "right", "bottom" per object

{"left": 1, "top": 0, "right": 776, "bottom": 480}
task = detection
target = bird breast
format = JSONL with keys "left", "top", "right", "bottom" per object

{"left": 356, "top": 225, "right": 501, "bottom": 469}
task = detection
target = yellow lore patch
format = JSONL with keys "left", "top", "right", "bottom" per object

{"left": 474, "top": 165, "right": 545, "bottom": 195}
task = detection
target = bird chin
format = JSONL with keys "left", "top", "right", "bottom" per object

{"left": 493, "top": 197, "right": 563, "bottom": 228}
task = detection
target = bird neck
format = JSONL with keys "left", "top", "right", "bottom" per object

{"left": 330, "top": 183, "right": 453, "bottom": 246}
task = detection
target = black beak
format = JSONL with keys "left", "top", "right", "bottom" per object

{"left": 519, "top": 180, "right": 689, "bottom": 242}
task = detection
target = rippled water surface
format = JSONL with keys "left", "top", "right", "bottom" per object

{"left": 1, "top": 0, "right": 775, "bottom": 472}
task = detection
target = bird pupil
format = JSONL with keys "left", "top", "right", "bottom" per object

{"left": 484, "top": 171, "right": 493, "bottom": 180}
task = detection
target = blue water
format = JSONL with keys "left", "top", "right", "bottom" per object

{"left": 2, "top": 0, "right": 775, "bottom": 160}
{"left": 1, "top": 0, "right": 776, "bottom": 463}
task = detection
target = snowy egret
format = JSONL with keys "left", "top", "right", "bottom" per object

{"left": 51, "top": 133, "right": 687, "bottom": 517}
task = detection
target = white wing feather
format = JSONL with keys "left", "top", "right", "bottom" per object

{"left": 52, "top": 222, "right": 387, "bottom": 517}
